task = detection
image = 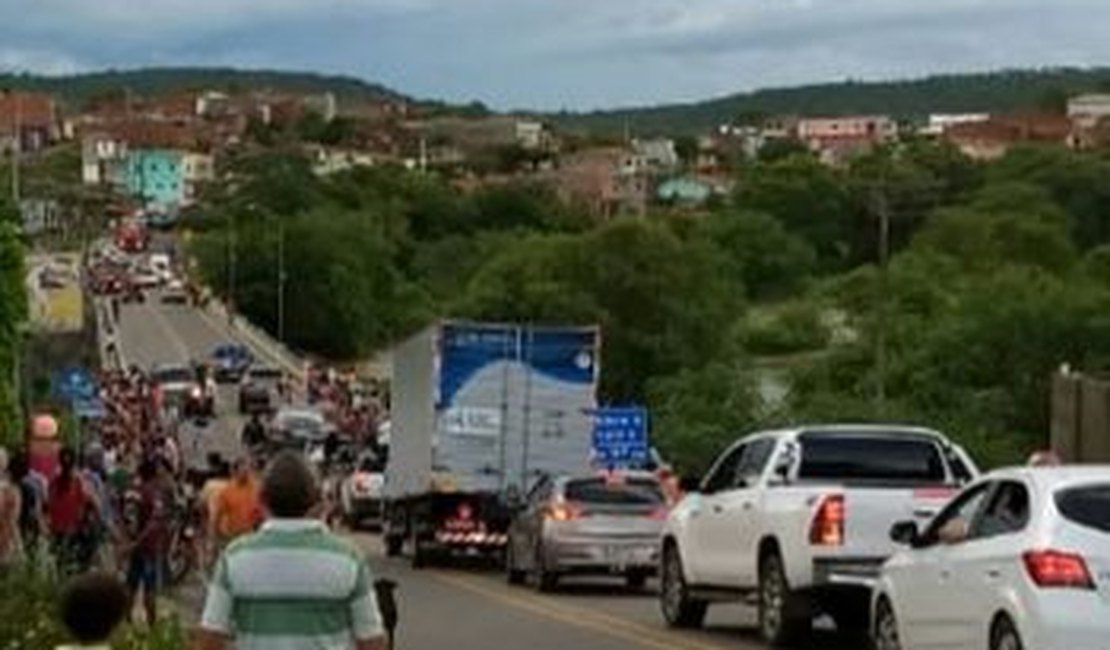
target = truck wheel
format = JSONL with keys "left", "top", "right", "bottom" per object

{"left": 758, "top": 551, "right": 811, "bottom": 647}
{"left": 660, "top": 544, "right": 708, "bottom": 628}
{"left": 410, "top": 531, "right": 429, "bottom": 569}
{"left": 384, "top": 534, "right": 403, "bottom": 557}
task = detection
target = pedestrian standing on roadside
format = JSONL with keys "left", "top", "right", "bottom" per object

{"left": 210, "top": 459, "right": 262, "bottom": 558}
{"left": 122, "top": 458, "right": 169, "bottom": 626}
{"left": 195, "top": 452, "right": 387, "bottom": 650}
{"left": 10, "top": 450, "right": 44, "bottom": 561}
{"left": 48, "top": 448, "right": 93, "bottom": 575}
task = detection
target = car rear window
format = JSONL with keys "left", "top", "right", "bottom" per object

{"left": 565, "top": 478, "right": 663, "bottom": 505}
{"left": 1056, "top": 484, "right": 1110, "bottom": 534}
{"left": 798, "top": 433, "right": 947, "bottom": 484}
{"left": 154, "top": 367, "right": 193, "bottom": 384}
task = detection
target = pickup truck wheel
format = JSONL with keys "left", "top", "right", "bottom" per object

{"left": 873, "top": 598, "right": 902, "bottom": 650}
{"left": 990, "top": 616, "right": 1023, "bottom": 650}
{"left": 660, "top": 545, "right": 708, "bottom": 628}
{"left": 758, "top": 552, "right": 810, "bottom": 647}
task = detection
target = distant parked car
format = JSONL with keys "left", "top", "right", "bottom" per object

{"left": 238, "top": 366, "right": 283, "bottom": 414}
{"left": 150, "top": 363, "right": 199, "bottom": 413}
{"left": 210, "top": 343, "right": 253, "bottom": 382}
{"left": 873, "top": 466, "right": 1110, "bottom": 650}
{"left": 507, "top": 472, "right": 668, "bottom": 592}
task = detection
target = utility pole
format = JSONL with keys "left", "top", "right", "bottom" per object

{"left": 873, "top": 184, "right": 891, "bottom": 411}
{"left": 9, "top": 90, "right": 21, "bottom": 204}
{"left": 226, "top": 210, "right": 236, "bottom": 322}
{"left": 276, "top": 215, "right": 286, "bottom": 342}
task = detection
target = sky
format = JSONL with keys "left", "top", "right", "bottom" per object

{"left": 1, "top": 0, "right": 1109, "bottom": 110}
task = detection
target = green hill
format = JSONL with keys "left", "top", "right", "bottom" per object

{"left": 552, "top": 67, "right": 1110, "bottom": 137}
{"left": 0, "top": 67, "right": 410, "bottom": 109}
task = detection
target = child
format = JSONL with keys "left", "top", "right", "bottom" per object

{"left": 57, "top": 571, "right": 128, "bottom": 650}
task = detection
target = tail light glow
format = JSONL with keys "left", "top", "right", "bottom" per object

{"left": 809, "top": 494, "right": 845, "bottom": 546}
{"left": 1023, "top": 550, "right": 1095, "bottom": 590}
{"left": 546, "top": 501, "right": 585, "bottom": 522}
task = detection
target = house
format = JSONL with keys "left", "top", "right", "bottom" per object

{"left": 308, "top": 146, "right": 383, "bottom": 175}
{"left": 126, "top": 150, "right": 187, "bottom": 207}
{"left": 0, "top": 92, "right": 58, "bottom": 153}
{"left": 1068, "top": 94, "right": 1110, "bottom": 130}
{"left": 797, "top": 115, "right": 896, "bottom": 164}
{"left": 945, "top": 113, "right": 1073, "bottom": 161}
{"left": 544, "top": 147, "right": 648, "bottom": 218}
{"left": 81, "top": 133, "right": 129, "bottom": 186}
{"left": 657, "top": 177, "right": 713, "bottom": 205}
{"left": 632, "top": 138, "right": 679, "bottom": 170}
{"left": 182, "top": 152, "right": 215, "bottom": 201}
{"left": 920, "top": 113, "right": 990, "bottom": 137}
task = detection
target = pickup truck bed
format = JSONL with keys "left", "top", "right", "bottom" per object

{"left": 660, "top": 425, "right": 977, "bottom": 645}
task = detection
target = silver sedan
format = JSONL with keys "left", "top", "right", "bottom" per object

{"left": 506, "top": 473, "right": 668, "bottom": 592}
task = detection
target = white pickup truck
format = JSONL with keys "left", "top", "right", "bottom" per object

{"left": 660, "top": 425, "right": 978, "bottom": 646}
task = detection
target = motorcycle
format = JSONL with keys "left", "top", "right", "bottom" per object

{"left": 167, "top": 489, "right": 203, "bottom": 586}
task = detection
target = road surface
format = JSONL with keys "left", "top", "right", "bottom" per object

{"left": 114, "top": 291, "right": 854, "bottom": 650}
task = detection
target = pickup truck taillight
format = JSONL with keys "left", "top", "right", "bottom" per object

{"left": 545, "top": 501, "right": 585, "bottom": 522}
{"left": 1023, "top": 550, "right": 1095, "bottom": 590}
{"left": 809, "top": 495, "right": 845, "bottom": 546}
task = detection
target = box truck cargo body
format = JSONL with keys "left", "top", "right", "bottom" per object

{"left": 384, "top": 321, "right": 600, "bottom": 566}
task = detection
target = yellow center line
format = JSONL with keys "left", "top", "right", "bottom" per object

{"left": 430, "top": 570, "right": 732, "bottom": 650}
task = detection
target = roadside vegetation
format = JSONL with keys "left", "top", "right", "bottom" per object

{"left": 189, "top": 140, "right": 1110, "bottom": 473}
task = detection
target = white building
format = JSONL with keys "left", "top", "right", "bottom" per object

{"left": 81, "top": 134, "right": 129, "bottom": 186}
{"left": 921, "top": 113, "right": 990, "bottom": 137}
{"left": 1068, "top": 94, "right": 1110, "bottom": 130}
{"left": 632, "top": 138, "right": 679, "bottom": 169}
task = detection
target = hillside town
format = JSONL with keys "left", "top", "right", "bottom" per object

{"left": 8, "top": 85, "right": 1110, "bottom": 227}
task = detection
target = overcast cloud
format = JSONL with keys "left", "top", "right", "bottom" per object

{"left": 0, "top": 0, "right": 1107, "bottom": 109}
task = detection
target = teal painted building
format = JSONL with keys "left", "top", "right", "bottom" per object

{"left": 126, "top": 149, "right": 186, "bottom": 207}
{"left": 657, "top": 177, "right": 713, "bottom": 204}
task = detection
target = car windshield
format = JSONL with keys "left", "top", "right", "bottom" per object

{"left": 798, "top": 433, "right": 947, "bottom": 485}
{"left": 248, "top": 368, "right": 282, "bottom": 381}
{"left": 152, "top": 367, "right": 194, "bottom": 384}
{"left": 1056, "top": 483, "right": 1110, "bottom": 534}
{"left": 564, "top": 478, "right": 663, "bottom": 505}
{"left": 278, "top": 413, "right": 323, "bottom": 429}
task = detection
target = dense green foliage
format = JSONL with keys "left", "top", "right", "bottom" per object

{"left": 0, "top": 220, "right": 26, "bottom": 447}
{"left": 192, "top": 137, "right": 1110, "bottom": 473}
{"left": 556, "top": 67, "right": 1110, "bottom": 136}
{"left": 0, "top": 565, "right": 186, "bottom": 649}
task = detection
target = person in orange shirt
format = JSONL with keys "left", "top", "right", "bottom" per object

{"left": 209, "top": 459, "right": 262, "bottom": 557}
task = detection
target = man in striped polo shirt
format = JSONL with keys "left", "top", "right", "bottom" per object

{"left": 195, "top": 452, "right": 387, "bottom": 650}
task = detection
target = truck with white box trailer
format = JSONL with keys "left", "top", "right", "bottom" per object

{"left": 383, "top": 321, "right": 601, "bottom": 567}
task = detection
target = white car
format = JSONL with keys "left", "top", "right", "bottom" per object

{"left": 661, "top": 425, "right": 977, "bottom": 645}
{"left": 873, "top": 466, "right": 1110, "bottom": 650}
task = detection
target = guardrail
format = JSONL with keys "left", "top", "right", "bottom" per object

{"left": 201, "top": 297, "right": 307, "bottom": 381}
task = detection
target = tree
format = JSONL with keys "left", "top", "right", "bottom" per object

{"left": 648, "top": 357, "right": 759, "bottom": 474}
{"left": 700, "top": 209, "right": 815, "bottom": 300}
{"left": 734, "top": 154, "right": 853, "bottom": 268}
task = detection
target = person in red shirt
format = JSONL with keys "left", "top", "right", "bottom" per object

{"left": 123, "top": 458, "right": 169, "bottom": 625}
{"left": 48, "top": 448, "right": 92, "bottom": 575}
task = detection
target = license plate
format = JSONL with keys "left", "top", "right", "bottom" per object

{"left": 605, "top": 546, "right": 632, "bottom": 566}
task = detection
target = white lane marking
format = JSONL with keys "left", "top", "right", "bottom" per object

{"left": 195, "top": 306, "right": 303, "bottom": 378}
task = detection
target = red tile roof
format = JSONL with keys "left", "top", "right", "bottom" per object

{"left": 0, "top": 92, "right": 55, "bottom": 129}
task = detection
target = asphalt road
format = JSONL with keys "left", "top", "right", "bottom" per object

{"left": 114, "top": 292, "right": 854, "bottom": 650}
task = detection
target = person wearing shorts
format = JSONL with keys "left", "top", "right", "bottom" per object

{"left": 123, "top": 458, "right": 168, "bottom": 625}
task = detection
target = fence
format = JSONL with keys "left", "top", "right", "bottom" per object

{"left": 1050, "top": 369, "right": 1110, "bottom": 463}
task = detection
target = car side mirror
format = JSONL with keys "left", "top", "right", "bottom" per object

{"left": 678, "top": 475, "right": 701, "bottom": 494}
{"left": 889, "top": 520, "right": 919, "bottom": 546}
